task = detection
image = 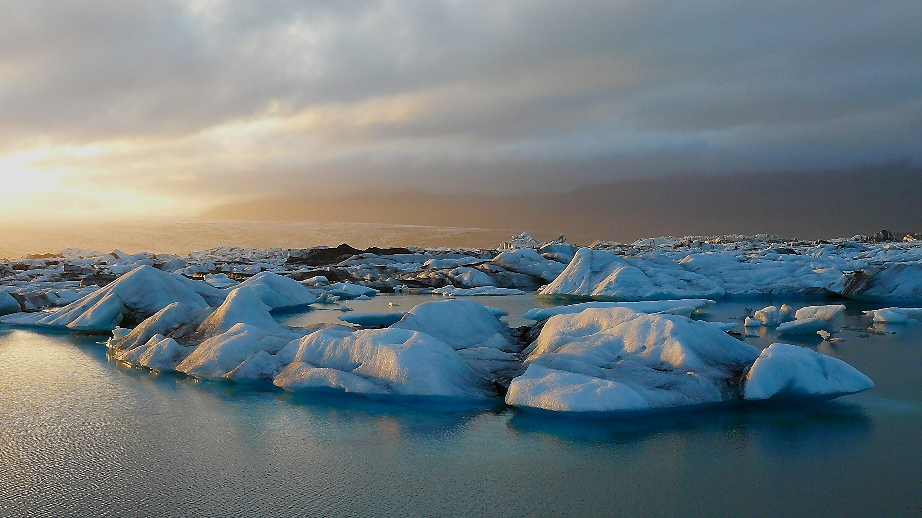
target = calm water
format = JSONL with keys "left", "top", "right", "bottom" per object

{"left": 0, "top": 220, "right": 533, "bottom": 259}
{"left": 1, "top": 299, "right": 921, "bottom": 518}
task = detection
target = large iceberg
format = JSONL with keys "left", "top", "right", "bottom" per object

{"left": 492, "top": 249, "right": 567, "bottom": 282}
{"left": 237, "top": 272, "right": 317, "bottom": 310}
{"left": 540, "top": 248, "right": 726, "bottom": 300}
{"left": 506, "top": 307, "right": 873, "bottom": 413}
{"left": 0, "top": 265, "right": 209, "bottom": 331}
{"left": 274, "top": 327, "right": 491, "bottom": 397}
{"left": 507, "top": 308, "right": 760, "bottom": 412}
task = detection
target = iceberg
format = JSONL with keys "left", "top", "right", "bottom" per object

{"left": 492, "top": 249, "right": 567, "bottom": 282}
{"left": 447, "top": 267, "right": 495, "bottom": 288}
{"left": 743, "top": 343, "right": 875, "bottom": 400}
{"left": 862, "top": 307, "right": 922, "bottom": 323}
{"left": 0, "top": 291, "right": 19, "bottom": 316}
{"left": 507, "top": 308, "right": 761, "bottom": 412}
{"left": 237, "top": 272, "right": 317, "bottom": 310}
{"left": 777, "top": 318, "right": 828, "bottom": 335}
{"left": 776, "top": 304, "right": 844, "bottom": 335}
{"left": 835, "top": 264, "right": 922, "bottom": 301}
{"left": 507, "top": 306, "right": 873, "bottom": 412}
{"left": 196, "top": 286, "right": 286, "bottom": 336}
{"left": 113, "top": 334, "right": 191, "bottom": 372}
{"left": 274, "top": 327, "right": 491, "bottom": 397}
{"left": 540, "top": 248, "right": 726, "bottom": 300}
{"left": 390, "top": 300, "right": 514, "bottom": 352}
{"left": 0, "top": 265, "right": 209, "bottom": 331}
{"left": 176, "top": 323, "right": 294, "bottom": 378}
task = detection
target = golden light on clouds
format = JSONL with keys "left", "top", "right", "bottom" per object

{"left": 0, "top": 144, "right": 195, "bottom": 221}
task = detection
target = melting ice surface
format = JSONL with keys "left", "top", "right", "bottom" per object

{"left": 1, "top": 299, "right": 921, "bottom": 517}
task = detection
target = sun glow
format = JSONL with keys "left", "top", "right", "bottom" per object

{"left": 0, "top": 145, "right": 193, "bottom": 221}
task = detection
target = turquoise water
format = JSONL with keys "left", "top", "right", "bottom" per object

{"left": 1, "top": 300, "right": 921, "bottom": 517}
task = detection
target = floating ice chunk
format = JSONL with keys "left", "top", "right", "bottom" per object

{"left": 508, "top": 308, "right": 761, "bottom": 412}
{"left": 114, "top": 334, "right": 191, "bottom": 372}
{"left": 177, "top": 323, "right": 294, "bottom": 379}
{"left": 431, "top": 286, "right": 525, "bottom": 296}
{"left": 743, "top": 343, "right": 874, "bottom": 400}
{"left": 274, "top": 327, "right": 489, "bottom": 397}
{"left": 777, "top": 318, "right": 828, "bottom": 335}
{"left": 743, "top": 317, "right": 763, "bottom": 328}
{"left": 197, "top": 287, "right": 286, "bottom": 337}
{"left": 238, "top": 272, "right": 317, "bottom": 310}
{"left": 506, "top": 364, "right": 650, "bottom": 413}
{"left": 753, "top": 306, "right": 780, "bottom": 326}
{"left": 339, "top": 311, "right": 406, "bottom": 327}
{"left": 862, "top": 307, "right": 922, "bottom": 323}
{"left": 0, "top": 265, "right": 209, "bottom": 331}
{"left": 794, "top": 304, "right": 846, "bottom": 322}
{"left": 324, "top": 282, "right": 379, "bottom": 300}
{"left": 540, "top": 248, "right": 725, "bottom": 300}
{"left": 0, "top": 291, "right": 20, "bottom": 316}
{"left": 391, "top": 300, "right": 514, "bottom": 351}
{"left": 522, "top": 299, "right": 714, "bottom": 321}
{"left": 493, "top": 248, "right": 567, "bottom": 281}
{"left": 448, "top": 267, "right": 495, "bottom": 288}
{"left": 779, "top": 304, "right": 794, "bottom": 322}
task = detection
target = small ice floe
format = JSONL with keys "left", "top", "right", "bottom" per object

{"left": 816, "top": 330, "right": 843, "bottom": 343}
{"left": 743, "top": 343, "right": 873, "bottom": 400}
{"left": 777, "top": 304, "right": 845, "bottom": 336}
{"left": 862, "top": 307, "right": 922, "bottom": 324}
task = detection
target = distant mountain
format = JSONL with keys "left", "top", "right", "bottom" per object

{"left": 201, "top": 161, "right": 922, "bottom": 244}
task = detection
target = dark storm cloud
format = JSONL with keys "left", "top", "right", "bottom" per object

{"left": 1, "top": 0, "right": 920, "bottom": 203}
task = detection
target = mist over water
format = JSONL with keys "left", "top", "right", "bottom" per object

{"left": 0, "top": 221, "right": 528, "bottom": 260}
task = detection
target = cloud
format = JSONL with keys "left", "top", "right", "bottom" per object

{"left": 0, "top": 0, "right": 920, "bottom": 218}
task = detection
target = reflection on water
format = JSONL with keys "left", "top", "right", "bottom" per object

{"left": 2, "top": 299, "right": 922, "bottom": 517}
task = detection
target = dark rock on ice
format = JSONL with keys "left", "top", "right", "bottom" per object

{"left": 871, "top": 229, "right": 895, "bottom": 242}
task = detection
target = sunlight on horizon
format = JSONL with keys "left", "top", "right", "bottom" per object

{"left": 0, "top": 145, "right": 201, "bottom": 221}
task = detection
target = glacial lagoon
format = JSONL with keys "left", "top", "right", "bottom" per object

{"left": 2, "top": 297, "right": 920, "bottom": 518}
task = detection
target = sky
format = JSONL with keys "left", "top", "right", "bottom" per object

{"left": 1, "top": 0, "right": 920, "bottom": 221}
